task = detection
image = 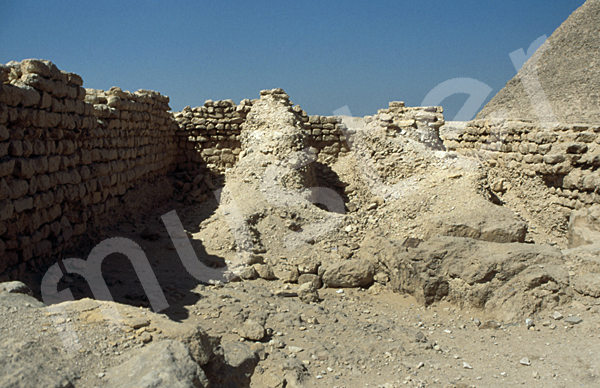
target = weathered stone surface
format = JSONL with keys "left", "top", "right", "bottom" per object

{"left": 0, "top": 281, "right": 32, "bottom": 295}
{"left": 238, "top": 320, "right": 265, "bottom": 341}
{"left": 424, "top": 199, "right": 527, "bottom": 243}
{"left": 387, "top": 236, "right": 569, "bottom": 321}
{"left": 568, "top": 204, "right": 600, "bottom": 248}
{"left": 253, "top": 263, "right": 277, "bottom": 280}
{"left": 104, "top": 340, "right": 209, "bottom": 388}
{"left": 297, "top": 281, "right": 319, "bottom": 303}
{"left": 477, "top": 0, "right": 600, "bottom": 124}
{"left": 297, "top": 273, "right": 321, "bottom": 289}
{"left": 322, "top": 259, "right": 374, "bottom": 288}
{"left": 0, "top": 338, "right": 78, "bottom": 388}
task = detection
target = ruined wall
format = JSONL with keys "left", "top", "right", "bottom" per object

{"left": 368, "top": 101, "right": 445, "bottom": 149}
{"left": 172, "top": 94, "right": 351, "bottom": 173}
{"left": 172, "top": 99, "right": 250, "bottom": 171}
{"left": 0, "top": 58, "right": 445, "bottom": 280}
{"left": 441, "top": 119, "right": 600, "bottom": 209}
{"left": 0, "top": 60, "right": 177, "bottom": 280}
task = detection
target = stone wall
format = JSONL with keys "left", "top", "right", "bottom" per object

{"left": 441, "top": 119, "right": 600, "bottom": 209}
{"left": 0, "top": 60, "right": 177, "bottom": 280}
{"left": 172, "top": 99, "right": 250, "bottom": 171}
{"left": 0, "top": 58, "right": 448, "bottom": 280}
{"left": 367, "top": 101, "right": 445, "bottom": 149}
{"left": 172, "top": 91, "right": 351, "bottom": 174}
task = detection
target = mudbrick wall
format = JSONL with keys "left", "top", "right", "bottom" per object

{"left": 441, "top": 119, "right": 600, "bottom": 209}
{"left": 0, "top": 60, "right": 177, "bottom": 281}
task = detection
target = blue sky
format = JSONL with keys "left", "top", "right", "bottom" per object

{"left": 0, "top": 0, "right": 585, "bottom": 119}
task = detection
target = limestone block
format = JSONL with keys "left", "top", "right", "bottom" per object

{"left": 13, "top": 196, "right": 33, "bottom": 213}
{"left": 566, "top": 142, "right": 588, "bottom": 154}
{"left": 16, "top": 85, "right": 41, "bottom": 107}
{"left": 20, "top": 59, "right": 55, "bottom": 79}
{"left": 0, "top": 85, "right": 24, "bottom": 107}
{"left": 13, "top": 158, "right": 35, "bottom": 179}
{"left": 9, "top": 179, "right": 29, "bottom": 199}
{"left": 0, "top": 159, "right": 14, "bottom": 178}
{"left": 576, "top": 132, "right": 596, "bottom": 143}
{"left": 543, "top": 154, "right": 565, "bottom": 164}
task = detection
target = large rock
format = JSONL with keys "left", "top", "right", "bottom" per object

{"left": 567, "top": 204, "right": 600, "bottom": 248}
{"left": 104, "top": 340, "right": 209, "bottom": 388}
{"left": 563, "top": 242, "right": 600, "bottom": 298}
{"left": 0, "top": 281, "right": 33, "bottom": 295}
{"left": 322, "top": 259, "right": 374, "bottom": 288}
{"left": 0, "top": 338, "right": 78, "bottom": 388}
{"left": 203, "top": 342, "right": 260, "bottom": 388}
{"left": 238, "top": 320, "right": 265, "bottom": 341}
{"left": 297, "top": 281, "right": 319, "bottom": 303}
{"left": 63, "top": 298, "right": 219, "bottom": 366}
{"left": 386, "top": 236, "right": 570, "bottom": 321}
{"left": 424, "top": 199, "right": 527, "bottom": 243}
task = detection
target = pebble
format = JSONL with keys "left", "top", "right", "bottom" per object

{"left": 463, "top": 362, "right": 473, "bottom": 369}
{"left": 565, "top": 316, "right": 583, "bottom": 325}
{"left": 552, "top": 311, "right": 564, "bottom": 320}
{"left": 525, "top": 319, "right": 534, "bottom": 329}
{"left": 520, "top": 357, "right": 531, "bottom": 366}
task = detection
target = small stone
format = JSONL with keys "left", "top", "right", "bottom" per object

{"left": 552, "top": 311, "right": 564, "bottom": 320}
{"left": 479, "top": 320, "right": 501, "bottom": 330}
{"left": 238, "top": 320, "right": 265, "bottom": 341}
{"left": 126, "top": 318, "right": 149, "bottom": 330}
{"left": 565, "top": 316, "right": 583, "bottom": 325}
{"left": 297, "top": 282, "right": 319, "bottom": 304}
{"left": 288, "top": 346, "right": 304, "bottom": 353}
{"left": 463, "top": 362, "right": 473, "bottom": 369}
{"left": 520, "top": 357, "right": 531, "bottom": 366}
{"left": 139, "top": 332, "right": 152, "bottom": 344}
{"left": 525, "top": 319, "right": 534, "bottom": 329}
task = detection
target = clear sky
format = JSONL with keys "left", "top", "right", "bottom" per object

{"left": 0, "top": 0, "right": 586, "bottom": 120}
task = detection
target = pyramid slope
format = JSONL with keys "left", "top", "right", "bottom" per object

{"left": 477, "top": 0, "right": 600, "bottom": 124}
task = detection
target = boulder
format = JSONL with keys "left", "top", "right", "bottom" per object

{"left": 563, "top": 242, "right": 600, "bottom": 298}
{"left": 297, "top": 273, "right": 321, "bottom": 289}
{"left": 387, "top": 236, "right": 569, "bottom": 321}
{"left": 322, "top": 259, "right": 374, "bottom": 288}
{"left": 253, "top": 263, "right": 277, "bottom": 280}
{"left": 567, "top": 204, "right": 600, "bottom": 248}
{"left": 238, "top": 320, "right": 265, "bottom": 341}
{"left": 0, "top": 338, "right": 78, "bottom": 388}
{"left": 0, "top": 281, "right": 33, "bottom": 296}
{"left": 297, "top": 282, "right": 319, "bottom": 303}
{"left": 424, "top": 199, "right": 527, "bottom": 243}
{"left": 104, "top": 340, "right": 209, "bottom": 388}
